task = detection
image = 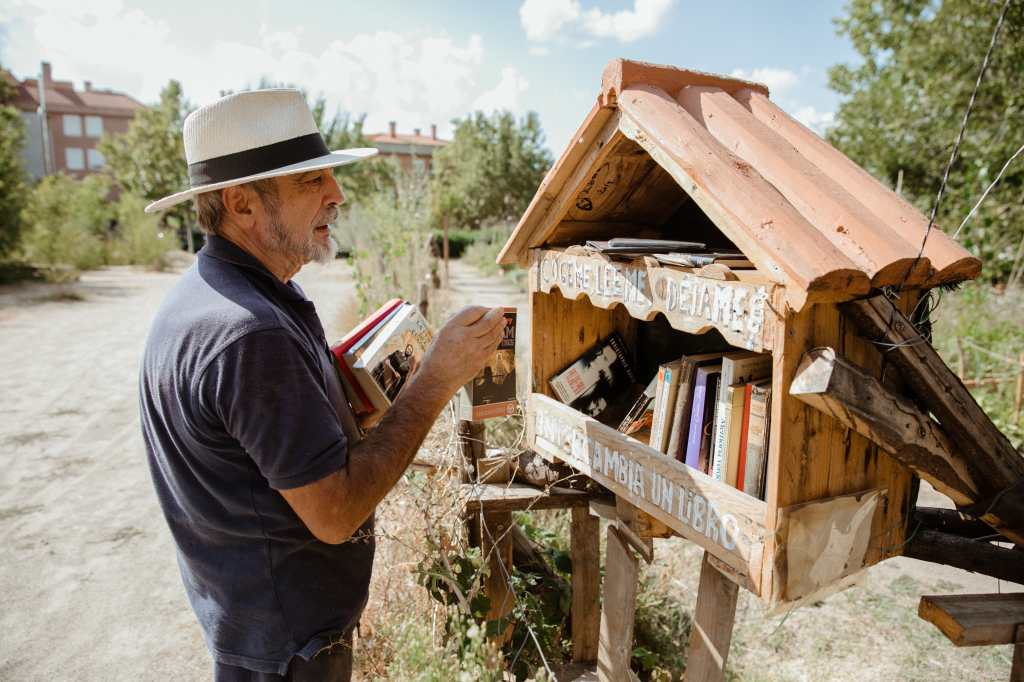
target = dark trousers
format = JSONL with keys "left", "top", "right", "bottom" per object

{"left": 213, "top": 631, "right": 353, "bottom": 682}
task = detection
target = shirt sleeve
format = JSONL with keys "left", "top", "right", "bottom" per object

{"left": 201, "top": 328, "right": 348, "bottom": 490}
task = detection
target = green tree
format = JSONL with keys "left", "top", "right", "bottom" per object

{"left": 828, "top": 0, "right": 1024, "bottom": 280}
{"left": 19, "top": 173, "right": 115, "bottom": 271}
{"left": 430, "top": 110, "right": 552, "bottom": 229}
{"left": 0, "top": 61, "right": 28, "bottom": 258}
{"left": 98, "top": 80, "right": 191, "bottom": 244}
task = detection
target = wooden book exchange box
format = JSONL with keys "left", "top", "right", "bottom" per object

{"left": 495, "top": 58, "right": 982, "bottom": 645}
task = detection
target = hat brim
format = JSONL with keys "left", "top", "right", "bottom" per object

{"left": 143, "top": 147, "right": 380, "bottom": 214}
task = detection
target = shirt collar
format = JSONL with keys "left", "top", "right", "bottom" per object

{"left": 200, "top": 235, "right": 306, "bottom": 303}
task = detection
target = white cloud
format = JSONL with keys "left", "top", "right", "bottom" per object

{"left": 519, "top": 0, "right": 673, "bottom": 45}
{"left": 528, "top": 45, "right": 551, "bottom": 57}
{"left": 792, "top": 105, "right": 835, "bottom": 135}
{"left": 472, "top": 67, "right": 530, "bottom": 114}
{"left": 729, "top": 67, "right": 799, "bottom": 95}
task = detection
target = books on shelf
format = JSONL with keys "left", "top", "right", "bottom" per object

{"left": 652, "top": 252, "right": 754, "bottom": 269}
{"left": 684, "top": 363, "right": 721, "bottom": 473}
{"left": 710, "top": 352, "right": 772, "bottom": 483}
{"left": 665, "top": 352, "right": 725, "bottom": 462}
{"left": 741, "top": 380, "right": 772, "bottom": 500}
{"left": 549, "top": 332, "right": 637, "bottom": 426}
{"left": 648, "top": 359, "right": 684, "bottom": 453}
{"left": 457, "top": 308, "right": 518, "bottom": 420}
{"left": 331, "top": 300, "right": 433, "bottom": 417}
{"left": 618, "top": 374, "right": 657, "bottom": 437}
{"left": 584, "top": 237, "right": 706, "bottom": 255}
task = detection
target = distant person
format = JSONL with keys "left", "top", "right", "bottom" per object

{"left": 138, "top": 90, "right": 506, "bottom": 682}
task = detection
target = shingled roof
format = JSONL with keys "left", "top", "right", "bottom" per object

{"left": 498, "top": 59, "right": 980, "bottom": 310}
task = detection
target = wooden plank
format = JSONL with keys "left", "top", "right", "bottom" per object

{"left": 616, "top": 85, "right": 872, "bottom": 310}
{"left": 904, "top": 529, "right": 1024, "bottom": 585}
{"left": 481, "top": 511, "right": 515, "bottom": 644}
{"left": 842, "top": 295, "right": 1024, "bottom": 545}
{"left": 734, "top": 88, "right": 981, "bottom": 288}
{"left": 597, "top": 526, "right": 639, "bottom": 681}
{"left": 614, "top": 497, "right": 656, "bottom": 563}
{"left": 915, "top": 506, "right": 1007, "bottom": 540}
{"left": 460, "top": 482, "right": 598, "bottom": 514}
{"left": 571, "top": 507, "right": 601, "bottom": 663}
{"left": 565, "top": 140, "right": 656, "bottom": 222}
{"left": 687, "top": 552, "right": 740, "bottom": 682}
{"left": 528, "top": 393, "right": 767, "bottom": 585}
{"left": 532, "top": 248, "right": 779, "bottom": 352}
{"left": 789, "top": 347, "right": 980, "bottom": 504}
{"left": 918, "top": 593, "right": 1024, "bottom": 646}
{"left": 1013, "top": 624, "right": 1023, "bottom": 682}
{"left": 498, "top": 104, "right": 613, "bottom": 267}
{"left": 545, "top": 221, "right": 663, "bottom": 246}
{"left": 677, "top": 86, "right": 930, "bottom": 288}
{"left": 600, "top": 58, "right": 769, "bottom": 108}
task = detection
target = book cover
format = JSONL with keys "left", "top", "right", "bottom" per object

{"left": 743, "top": 380, "right": 772, "bottom": 499}
{"left": 618, "top": 375, "right": 657, "bottom": 434}
{"left": 698, "top": 373, "right": 721, "bottom": 474}
{"left": 666, "top": 352, "right": 724, "bottom": 462}
{"left": 710, "top": 352, "right": 772, "bottom": 482}
{"left": 549, "top": 333, "right": 637, "bottom": 426}
{"left": 457, "top": 308, "right": 518, "bottom": 420}
{"left": 331, "top": 298, "right": 404, "bottom": 415}
{"left": 684, "top": 364, "right": 721, "bottom": 470}
{"left": 649, "top": 359, "right": 683, "bottom": 454}
{"left": 351, "top": 303, "right": 433, "bottom": 409}
{"left": 724, "top": 384, "right": 747, "bottom": 486}
{"left": 735, "top": 383, "right": 754, "bottom": 492}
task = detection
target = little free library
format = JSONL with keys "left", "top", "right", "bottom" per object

{"left": 456, "top": 59, "right": 1024, "bottom": 681}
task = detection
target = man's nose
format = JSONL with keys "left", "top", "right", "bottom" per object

{"left": 324, "top": 173, "right": 345, "bottom": 207}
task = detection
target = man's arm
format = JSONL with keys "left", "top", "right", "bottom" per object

{"left": 280, "top": 306, "right": 507, "bottom": 544}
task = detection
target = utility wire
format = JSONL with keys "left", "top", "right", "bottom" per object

{"left": 954, "top": 141, "right": 1024, "bottom": 239}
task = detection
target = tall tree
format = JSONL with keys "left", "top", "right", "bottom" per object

{"left": 430, "top": 110, "right": 552, "bottom": 229}
{"left": 0, "top": 60, "right": 27, "bottom": 258}
{"left": 98, "top": 80, "right": 191, "bottom": 244}
{"left": 828, "top": 0, "right": 1024, "bottom": 280}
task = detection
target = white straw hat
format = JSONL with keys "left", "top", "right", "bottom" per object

{"left": 144, "top": 89, "right": 378, "bottom": 213}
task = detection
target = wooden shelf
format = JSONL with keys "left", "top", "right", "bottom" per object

{"left": 525, "top": 392, "right": 768, "bottom": 593}
{"left": 529, "top": 248, "right": 782, "bottom": 352}
{"left": 459, "top": 481, "right": 602, "bottom": 514}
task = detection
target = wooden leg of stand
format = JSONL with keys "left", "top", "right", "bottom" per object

{"left": 598, "top": 525, "right": 639, "bottom": 681}
{"left": 571, "top": 507, "right": 600, "bottom": 662}
{"left": 1011, "top": 624, "right": 1023, "bottom": 682}
{"left": 459, "top": 420, "right": 486, "bottom": 547}
{"left": 482, "top": 510, "right": 514, "bottom": 644}
{"left": 687, "top": 551, "right": 739, "bottom": 682}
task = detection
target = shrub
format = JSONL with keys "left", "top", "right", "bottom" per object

{"left": 19, "top": 174, "right": 112, "bottom": 274}
{"left": 106, "top": 195, "right": 170, "bottom": 269}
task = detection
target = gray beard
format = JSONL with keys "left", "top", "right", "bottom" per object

{"left": 263, "top": 209, "right": 337, "bottom": 266}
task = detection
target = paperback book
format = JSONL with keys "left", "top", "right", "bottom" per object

{"left": 549, "top": 333, "right": 637, "bottom": 426}
{"left": 710, "top": 352, "right": 772, "bottom": 483}
{"left": 457, "top": 308, "right": 518, "bottom": 420}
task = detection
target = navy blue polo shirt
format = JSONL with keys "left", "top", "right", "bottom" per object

{"left": 139, "top": 235, "right": 374, "bottom": 674}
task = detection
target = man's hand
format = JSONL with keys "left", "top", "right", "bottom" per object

{"left": 419, "top": 306, "right": 507, "bottom": 396}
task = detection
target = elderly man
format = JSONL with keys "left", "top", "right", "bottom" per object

{"left": 139, "top": 89, "right": 505, "bottom": 681}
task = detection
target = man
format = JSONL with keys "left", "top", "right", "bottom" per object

{"left": 139, "top": 89, "right": 505, "bottom": 681}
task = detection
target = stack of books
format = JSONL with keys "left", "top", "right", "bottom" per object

{"left": 582, "top": 237, "right": 754, "bottom": 269}
{"left": 330, "top": 299, "right": 433, "bottom": 419}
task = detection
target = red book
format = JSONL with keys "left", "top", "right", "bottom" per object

{"left": 330, "top": 298, "right": 403, "bottom": 415}
{"left": 735, "top": 383, "right": 753, "bottom": 492}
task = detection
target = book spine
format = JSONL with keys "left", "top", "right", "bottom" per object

{"left": 665, "top": 361, "right": 696, "bottom": 460}
{"left": 725, "top": 385, "right": 746, "bottom": 486}
{"left": 735, "top": 383, "right": 753, "bottom": 492}
{"left": 710, "top": 362, "right": 735, "bottom": 481}
{"left": 607, "top": 333, "right": 637, "bottom": 383}
{"left": 744, "top": 385, "right": 771, "bottom": 498}
{"left": 698, "top": 375, "right": 720, "bottom": 474}
{"left": 684, "top": 372, "right": 708, "bottom": 469}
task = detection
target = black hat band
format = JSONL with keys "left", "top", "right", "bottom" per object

{"left": 187, "top": 132, "right": 330, "bottom": 186}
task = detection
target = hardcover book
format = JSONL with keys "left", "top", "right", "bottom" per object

{"left": 684, "top": 364, "right": 721, "bottom": 471}
{"left": 697, "top": 373, "right": 721, "bottom": 474}
{"left": 710, "top": 352, "right": 772, "bottom": 482}
{"left": 743, "top": 380, "right": 773, "bottom": 499}
{"left": 735, "top": 383, "right": 754, "bottom": 492}
{"left": 350, "top": 303, "right": 434, "bottom": 410}
{"left": 649, "top": 359, "right": 684, "bottom": 454}
{"left": 666, "top": 352, "right": 726, "bottom": 462}
{"left": 330, "top": 298, "right": 403, "bottom": 415}
{"left": 457, "top": 308, "right": 518, "bottom": 420}
{"left": 549, "top": 333, "right": 637, "bottom": 426}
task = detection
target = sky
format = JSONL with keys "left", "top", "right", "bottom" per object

{"left": 0, "top": 0, "right": 860, "bottom": 154}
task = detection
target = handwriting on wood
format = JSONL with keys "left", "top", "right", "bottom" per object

{"left": 533, "top": 249, "right": 776, "bottom": 351}
{"left": 528, "top": 393, "right": 766, "bottom": 583}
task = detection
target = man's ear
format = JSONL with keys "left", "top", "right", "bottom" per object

{"left": 222, "top": 185, "right": 255, "bottom": 226}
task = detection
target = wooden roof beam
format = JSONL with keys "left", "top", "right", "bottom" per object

{"left": 735, "top": 88, "right": 981, "bottom": 287}
{"left": 616, "top": 84, "right": 871, "bottom": 311}
{"left": 677, "top": 86, "right": 932, "bottom": 288}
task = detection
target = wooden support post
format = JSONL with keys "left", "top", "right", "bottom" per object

{"left": 571, "top": 506, "right": 601, "bottom": 663}
{"left": 904, "top": 529, "right": 1024, "bottom": 585}
{"left": 686, "top": 552, "right": 739, "bottom": 682}
{"left": 1013, "top": 624, "right": 1023, "bottom": 682}
{"left": 459, "top": 420, "right": 486, "bottom": 547}
{"left": 481, "top": 510, "right": 515, "bottom": 645}
{"left": 597, "top": 526, "right": 639, "bottom": 682}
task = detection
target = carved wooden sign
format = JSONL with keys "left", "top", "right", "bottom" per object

{"left": 533, "top": 250, "right": 776, "bottom": 351}
{"left": 528, "top": 394, "right": 766, "bottom": 583}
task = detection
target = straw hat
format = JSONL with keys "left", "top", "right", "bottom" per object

{"left": 144, "top": 89, "right": 377, "bottom": 213}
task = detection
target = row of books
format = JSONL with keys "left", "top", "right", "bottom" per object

{"left": 548, "top": 334, "right": 772, "bottom": 500}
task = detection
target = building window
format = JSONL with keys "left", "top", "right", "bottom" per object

{"left": 63, "top": 114, "right": 82, "bottom": 137}
{"left": 413, "top": 157, "right": 427, "bottom": 173}
{"left": 85, "top": 116, "right": 103, "bottom": 138}
{"left": 65, "top": 147, "right": 85, "bottom": 170}
{"left": 87, "top": 148, "right": 105, "bottom": 169}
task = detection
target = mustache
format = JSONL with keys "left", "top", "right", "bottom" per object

{"left": 316, "top": 207, "right": 340, "bottom": 226}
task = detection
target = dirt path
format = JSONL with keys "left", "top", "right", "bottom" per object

{"left": 0, "top": 260, "right": 358, "bottom": 681}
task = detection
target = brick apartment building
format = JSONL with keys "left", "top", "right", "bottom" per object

{"left": 7, "top": 62, "right": 144, "bottom": 179}
{"left": 367, "top": 121, "right": 448, "bottom": 174}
